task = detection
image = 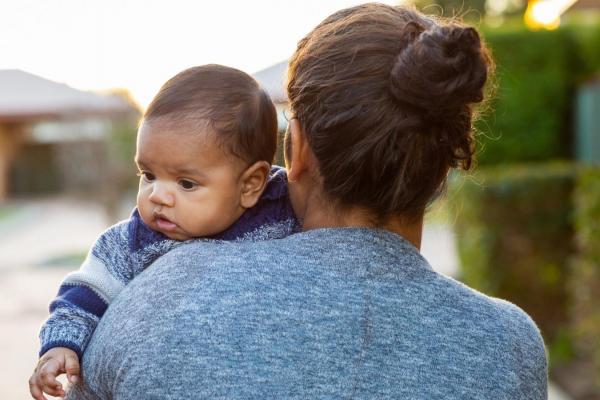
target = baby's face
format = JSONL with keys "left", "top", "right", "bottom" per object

{"left": 135, "top": 119, "right": 247, "bottom": 240}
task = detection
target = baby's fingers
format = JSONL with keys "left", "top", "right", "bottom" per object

{"left": 38, "top": 359, "right": 65, "bottom": 397}
{"left": 28, "top": 375, "right": 47, "bottom": 400}
{"left": 40, "top": 380, "right": 64, "bottom": 398}
{"left": 65, "top": 352, "right": 80, "bottom": 384}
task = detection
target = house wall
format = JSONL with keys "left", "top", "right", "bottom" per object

{"left": 10, "top": 140, "right": 107, "bottom": 197}
{"left": 0, "top": 123, "right": 26, "bottom": 202}
{"left": 6, "top": 117, "right": 126, "bottom": 198}
{"left": 10, "top": 142, "right": 62, "bottom": 195}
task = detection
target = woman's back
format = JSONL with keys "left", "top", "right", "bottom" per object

{"left": 70, "top": 229, "right": 547, "bottom": 399}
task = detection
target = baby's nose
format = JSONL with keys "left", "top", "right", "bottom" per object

{"left": 148, "top": 182, "right": 175, "bottom": 207}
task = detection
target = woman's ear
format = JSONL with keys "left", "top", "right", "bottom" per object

{"left": 286, "top": 118, "right": 310, "bottom": 183}
{"left": 239, "top": 161, "right": 271, "bottom": 209}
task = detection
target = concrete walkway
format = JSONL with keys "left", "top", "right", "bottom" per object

{"left": 0, "top": 198, "right": 108, "bottom": 270}
{"left": 0, "top": 197, "right": 110, "bottom": 399}
{"left": 0, "top": 197, "right": 571, "bottom": 399}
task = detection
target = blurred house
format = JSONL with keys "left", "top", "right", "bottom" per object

{"left": 0, "top": 70, "right": 140, "bottom": 201}
{"left": 568, "top": 0, "right": 600, "bottom": 11}
{"left": 253, "top": 61, "right": 289, "bottom": 132}
{"left": 559, "top": 0, "right": 600, "bottom": 24}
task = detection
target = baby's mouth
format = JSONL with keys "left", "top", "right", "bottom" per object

{"left": 154, "top": 213, "right": 178, "bottom": 232}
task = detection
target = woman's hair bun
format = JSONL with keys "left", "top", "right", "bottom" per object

{"left": 390, "top": 23, "right": 489, "bottom": 118}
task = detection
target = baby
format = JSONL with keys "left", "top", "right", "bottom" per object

{"left": 29, "top": 64, "right": 298, "bottom": 400}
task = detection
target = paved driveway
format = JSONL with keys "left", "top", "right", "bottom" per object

{"left": 0, "top": 197, "right": 110, "bottom": 399}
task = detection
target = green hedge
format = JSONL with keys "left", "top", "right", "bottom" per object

{"left": 476, "top": 29, "right": 574, "bottom": 164}
{"left": 565, "top": 20, "right": 600, "bottom": 80}
{"left": 451, "top": 163, "right": 576, "bottom": 349}
{"left": 475, "top": 23, "right": 600, "bottom": 165}
{"left": 571, "top": 167, "right": 600, "bottom": 388}
{"left": 451, "top": 163, "right": 600, "bottom": 395}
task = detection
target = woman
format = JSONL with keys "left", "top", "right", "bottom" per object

{"left": 66, "top": 4, "right": 547, "bottom": 399}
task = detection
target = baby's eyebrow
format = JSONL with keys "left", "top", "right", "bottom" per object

{"left": 170, "top": 166, "right": 204, "bottom": 177}
{"left": 135, "top": 159, "right": 149, "bottom": 169}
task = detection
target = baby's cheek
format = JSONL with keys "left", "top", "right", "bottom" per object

{"left": 136, "top": 195, "right": 153, "bottom": 226}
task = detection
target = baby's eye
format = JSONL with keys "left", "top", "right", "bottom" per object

{"left": 178, "top": 179, "right": 198, "bottom": 190}
{"left": 137, "top": 171, "right": 156, "bottom": 182}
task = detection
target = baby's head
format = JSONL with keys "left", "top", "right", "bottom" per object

{"left": 135, "top": 64, "right": 278, "bottom": 240}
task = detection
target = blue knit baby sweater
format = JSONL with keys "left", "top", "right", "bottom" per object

{"left": 39, "top": 166, "right": 298, "bottom": 358}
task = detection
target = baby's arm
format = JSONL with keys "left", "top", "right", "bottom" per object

{"left": 38, "top": 219, "right": 134, "bottom": 359}
{"left": 31, "top": 215, "right": 145, "bottom": 399}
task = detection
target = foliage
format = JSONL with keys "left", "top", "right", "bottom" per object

{"left": 0, "top": 205, "right": 15, "bottom": 222}
{"left": 100, "top": 116, "right": 140, "bottom": 220}
{"left": 571, "top": 166, "right": 600, "bottom": 388}
{"left": 475, "top": 28, "right": 576, "bottom": 165}
{"left": 105, "top": 89, "right": 142, "bottom": 192}
{"left": 39, "top": 251, "right": 87, "bottom": 268}
{"left": 107, "top": 119, "right": 138, "bottom": 168}
{"left": 275, "top": 131, "right": 286, "bottom": 167}
{"left": 452, "top": 163, "right": 600, "bottom": 396}
{"left": 467, "top": 22, "right": 600, "bottom": 166}
{"left": 450, "top": 163, "right": 576, "bottom": 351}
{"left": 564, "top": 21, "right": 600, "bottom": 82}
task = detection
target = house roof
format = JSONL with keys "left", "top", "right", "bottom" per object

{"left": 570, "top": 0, "right": 600, "bottom": 9}
{"left": 0, "top": 69, "right": 135, "bottom": 122}
{"left": 253, "top": 60, "right": 288, "bottom": 103}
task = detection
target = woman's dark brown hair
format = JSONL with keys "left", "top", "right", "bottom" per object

{"left": 286, "top": 3, "right": 493, "bottom": 221}
{"left": 145, "top": 64, "right": 278, "bottom": 164}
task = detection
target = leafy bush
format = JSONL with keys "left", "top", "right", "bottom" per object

{"left": 571, "top": 166, "right": 600, "bottom": 388}
{"left": 450, "top": 163, "right": 576, "bottom": 347}
{"left": 101, "top": 117, "right": 140, "bottom": 220}
{"left": 565, "top": 18, "right": 600, "bottom": 80}
{"left": 476, "top": 28, "right": 575, "bottom": 164}
{"left": 474, "top": 23, "right": 600, "bottom": 166}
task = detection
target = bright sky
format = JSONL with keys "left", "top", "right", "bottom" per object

{"left": 0, "top": 0, "right": 398, "bottom": 109}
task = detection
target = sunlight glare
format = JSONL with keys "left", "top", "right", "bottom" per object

{"left": 524, "top": 0, "right": 578, "bottom": 30}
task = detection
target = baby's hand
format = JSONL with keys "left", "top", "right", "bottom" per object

{"left": 29, "top": 347, "right": 80, "bottom": 400}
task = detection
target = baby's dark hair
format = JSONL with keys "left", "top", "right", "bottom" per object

{"left": 144, "top": 64, "right": 278, "bottom": 164}
{"left": 287, "top": 3, "right": 493, "bottom": 221}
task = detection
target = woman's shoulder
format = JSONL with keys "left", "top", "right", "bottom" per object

{"left": 433, "top": 272, "right": 547, "bottom": 363}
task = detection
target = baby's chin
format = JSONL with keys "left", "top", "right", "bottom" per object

{"left": 159, "top": 229, "right": 193, "bottom": 241}
{"left": 146, "top": 220, "right": 191, "bottom": 240}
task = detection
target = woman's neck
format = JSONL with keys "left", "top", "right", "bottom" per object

{"left": 298, "top": 191, "right": 424, "bottom": 250}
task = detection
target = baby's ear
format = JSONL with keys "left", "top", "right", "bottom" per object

{"left": 239, "top": 161, "right": 271, "bottom": 209}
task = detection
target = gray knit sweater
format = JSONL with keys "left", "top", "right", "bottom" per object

{"left": 67, "top": 228, "right": 547, "bottom": 399}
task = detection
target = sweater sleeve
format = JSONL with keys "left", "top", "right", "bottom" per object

{"left": 38, "top": 218, "right": 134, "bottom": 359}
